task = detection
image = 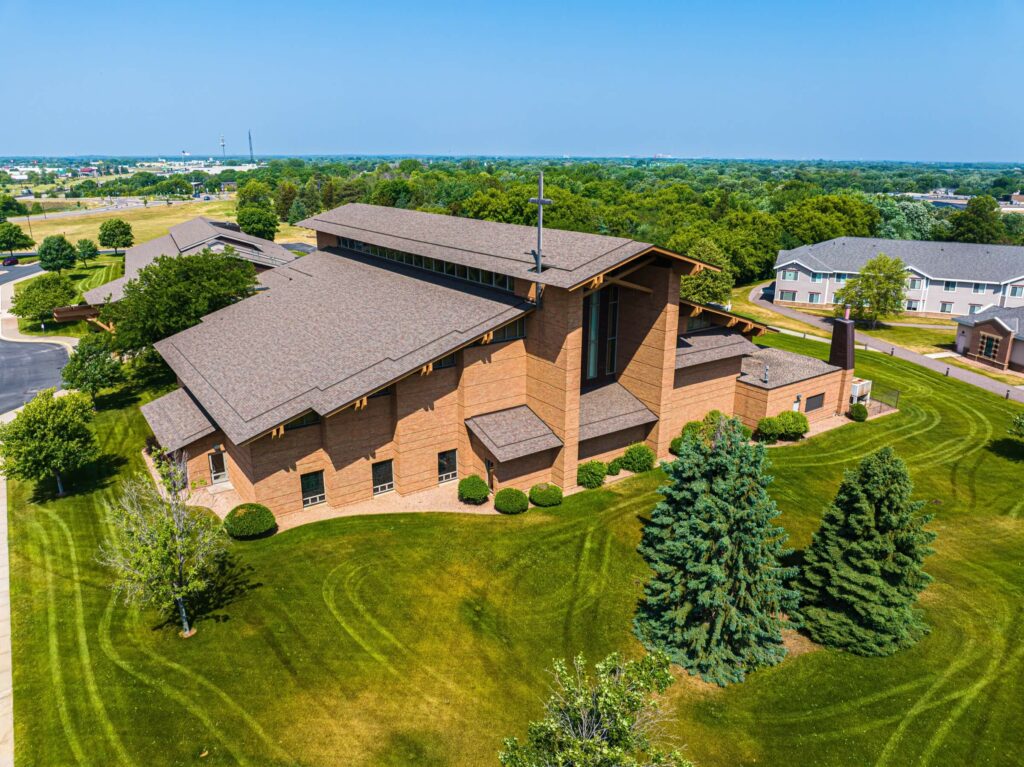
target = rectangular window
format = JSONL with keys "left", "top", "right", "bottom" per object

{"left": 372, "top": 460, "right": 394, "bottom": 495}
{"left": 944, "top": 281, "right": 956, "bottom": 292}
{"left": 687, "top": 314, "right": 711, "bottom": 332}
{"left": 434, "top": 353, "right": 457, "bottom": 369}
{"left": 1011, "top": 285, "right": 1024, "bottom": 297}
{"left": 584, "top": 291, "right": 601, "bottom": 380}
{"left": 835, "top": 273, "right": 847, "bottom": 284}
{"left": 284, "top": 411, "right": 321, "bottom": 431}
{"left": 605, "top": 286, "right": 619, "bottom": 374}
{"left": 969, "top": 304, "right": 981, "bottom": 315}
{"left": 810, "top": 272, "right": 824, "bottom": 283}
{"left": 906, "top": 299, "right": 920, "bottom": 311}
{"left": 492, "top": 317, "right": 527, "bottom": 343}
{"left": 940, "top": 302, "right": 953, "bottom": 314}
{"left": 908, "top": 278, "right": 922, "bottom": 290}
{"left": 208, "top": 451, "right": 228, "bottom": 484}
{"left": 437, "top": 449, "right": 457, "bottom": 483}
{"left": 778, "top": 290, "right": 797, "bottom": 302}
{"left": 781, "top": 269, "right": 798, "bottom": 281}
{"left": 807, "top": 292, "right": 821, "bottom": 304}
{"left": 979, "top": 334, "right": 1000, "bottom": 359}
{"left": 805, "top": 393, "right": 825, "bottom": 412}
{"left": 973, "top": 283, "right": 986, "bottom": 294}
{"left": 301, "top": 470, "right": 326, "bottom": 507}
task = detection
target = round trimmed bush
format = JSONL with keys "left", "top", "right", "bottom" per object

{"left": 776, "top": 410, "right": 810, "bottom": 440}
{"left": 607, "top": 457, "right": 622, "bottom": 475}
{"left": 577, "top": 460, "right": 607, "bottom": 489}
{"left": 621, "top": 443, "right": 655, "bottom": 473}
{"left": 756, "top": 415, "right": 782, "bottom": 443}
{"left": 224, "top": 503, "right": 277, "bottom": 540}
{"left": 529, "top": 483, "right": 563, "bottom": 507}
{"left": 458, "top": 474, "right": 490, "bottom": 505}
{"left": 849, "top": 402, "right": 869, "bottom": 422}
{"left": 494, "top": 487, "right": 529, "bottom": 514}
{"left": 669, "top": 436, "right": 684, "bottom": 456}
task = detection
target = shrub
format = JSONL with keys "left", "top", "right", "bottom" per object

{"left": 621, "top": 443, "right": 655, "bottom": 473}
{"left": 776, "top": 410, "right": 810, "bottom": 440}
{"left": 756, "top": 415, "right": 782, "bottom": 444}
{"left": 668, "top": 436, "right": 683, "bottom": 456}
{"left": 607, "top": 457, "right": 623, "bottom": 475}
{"left": 458, "top": 474, "right": 490, "bottom": 505}
{"left": 224, "top": 503, "right": 277, "bottom": 540}
{"left": 529, "top": 483, "right": 563, "bottom": 507}
{"left": 577, "top": 460, "right": 607, "bottom": 489}
{"left": 849, "top": 402, "right": 869, "bottom": 422}
{"left": 494, "top": 487, "right": 529, "bottom": 514}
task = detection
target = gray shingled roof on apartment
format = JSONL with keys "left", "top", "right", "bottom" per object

{"left": 140, "top": 388, "right": 216, "bottom": 452}
{"left": 299, "top": 203, "right": 703, "bottom": 290}
{"left": 83, "top": 217, "right": 297, "bottom": 304}
{"left": 465, "top": 405, "right": 563, "bottom": 463}
{"left": 578, "top": 382, "right": 658, "bottom": 442}
{"left": 676, "top": 326, "right": 761, "bottom": 368}
{"left": 738, "top": 348, "right": 840, "bottom": 390}
{"left": 955, "top": 305, "right": 1024, "bottom": 340}
{"left": 153, "top": 250, "right": 534, "bottom": 446}
{"left": 775, "top": 237, "right": 1024, "bottom": 283}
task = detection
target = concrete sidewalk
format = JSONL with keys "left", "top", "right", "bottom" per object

{"left": 748, "top": 284, "right": 1024, "bottom": 404}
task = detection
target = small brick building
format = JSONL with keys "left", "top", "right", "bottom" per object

{"left": 141, "top": 203, "right": 855, "bottom": 518}
{"left": 955, "top": 306, "right": 1024, "bottom": 372}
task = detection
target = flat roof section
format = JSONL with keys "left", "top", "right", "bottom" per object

{"left": 300, "top": 203, "right": 713, "bottom": 290}
{"left": 578, "top": 382, "right": 658, "bottom": 442}
{"left": 465, "top": 405, "right": 563, "bottom": 463}
{"left": 141, "top": 388, "right": 216, "bottom": 452}
{"left": 738, "top": 348, "right": 840, "bottom": 390}
{"left": 155, "top": 250, "right": 534, "bottom": 446}
{"left": 676, "top": 326, "right": 760, "bottom": 368}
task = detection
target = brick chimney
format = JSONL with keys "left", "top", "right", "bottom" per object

{"left": 830, "top": 312, "right": 855, "bottom": 415}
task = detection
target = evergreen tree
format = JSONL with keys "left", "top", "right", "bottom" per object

{"left": 793, "top": 447, "right": 935, "bottom": 656}
{"left": 634, "top": 417, "right": 797, "bottom": 686}
{"left": 274, "top": 181, "right": 298, "bottom": 221}
{"left": 299, "top": 177, "right": 322, "bottom": 214}
{"left": 287, "top": 198, "right": 308, "bottom": 225}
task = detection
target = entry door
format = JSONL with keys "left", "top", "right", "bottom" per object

{"left": 208, "top": 452, "right": 228, "bottom": 484}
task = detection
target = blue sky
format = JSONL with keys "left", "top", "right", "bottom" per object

{"left": 3, "top": 0, "right": 1022, "bottom": 160}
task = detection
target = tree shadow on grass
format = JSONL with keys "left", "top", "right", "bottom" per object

{"left": 31, "top": 452, "right": 127, "bottom": 504}
{"left": 93, "top": 386, "right": 140, "bottom": 412}
{"left": 987, "top": 437, "right": 1024, "bottom": 462}
{"left": 152, "top": 551, "right": 263, "bottom": 631}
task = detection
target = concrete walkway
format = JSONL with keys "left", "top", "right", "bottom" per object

{"left": 749, "top": 284, "right": 1024, "bottom": 404}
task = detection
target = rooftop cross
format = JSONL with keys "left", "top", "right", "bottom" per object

{"left": 528, "top": 172, "right": 552, "bottom": 274}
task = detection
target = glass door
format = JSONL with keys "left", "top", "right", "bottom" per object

{"left": 208, "top": 451, "right": 228, "bottom": 484}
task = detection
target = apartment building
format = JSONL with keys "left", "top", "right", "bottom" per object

{"left": 774, "top": 237, "right": 1024, "bottom": 317}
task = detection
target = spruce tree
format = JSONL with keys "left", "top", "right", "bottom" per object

{"left": 634, "top": 417, "right": 797, "bottom": 686}
{"left": 793, "top": 447, "right": 935, "bottom": 655}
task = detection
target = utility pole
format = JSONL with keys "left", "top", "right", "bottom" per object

{"left": 220, "top": 135, "right": 226, "bottom": 160}
{"left": 248, "top": 130, "right": 255, "bottom": 164}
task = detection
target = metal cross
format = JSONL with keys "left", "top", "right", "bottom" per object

{"left": 529, "top": 172, "right": 552, "bottom": 273}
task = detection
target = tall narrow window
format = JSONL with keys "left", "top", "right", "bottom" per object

{"left": 437, "top": 450, "right": 458, "bottom": 483}
{"left": 372, "top": 460, "right": 394, "bottom": 495}
{"left": 301, "top": 470, "right": 325, "bottom": 507}
{"left": 208, "top": 451, "right": 228, "bottom": 484}
{"left": 585, "top": 291, "right": 601, "bottom": 380}
{"left": 605, "top": 286, "right": 619, "bottom": 375}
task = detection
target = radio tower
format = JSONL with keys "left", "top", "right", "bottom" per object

{"left": 220, "top": 134, "right": 226, "bottom": 159}
{"left": 248, "top": 130, "right": 255, "bottom": 164}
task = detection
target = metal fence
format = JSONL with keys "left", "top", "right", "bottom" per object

{"left": 872, "top": 384, "right": 900, "bottom": 410}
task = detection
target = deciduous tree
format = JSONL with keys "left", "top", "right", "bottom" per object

{"left": 10, "top": 272, "right": 76, "bottom": 328}
{"left": 949, "top": 195, "right": 1006, "bottom": 244}
{"left": 236, "top": 180, "right": 274, "bottom": 211}
{"left": 0, "top": 389, "right": 98, "bottom": 496}
{"left": 75, "top": 238, "right": 99, "bottom": 267}
{"left": 1009, "top": 413, "right": 1024, "bottom": 440}
{"left": 98, "top": 218, "right": 134, "bottom": 256}
{"left": 61, "top": 333, "right": 124, "bottom": 402}
{"left": 273, "top": 181, "right": 298, "bottom": 221}
{"left": 793, "top": 448, "right": 936, "bottom": 655}
{"left": 499, "top": 652, "right": 692, "bottom": 767}
{"left": 833, "top": 253, "right": 907, "bottom": 328}
{"left": 37, "top": 234, "right": 77, "bottom": 273}
{"left": 675, "top": 237, "right": 733, "bottom": 306}
{"left": 299, "top": 177, "right": 322, "bottom": 215}
{"left": 236, "top": 206, "right": 279, "bottom": 240}
{"left": 0, "top": 222, "right": 33, "bottom": 255}
{"left": 99, "top": 470, "right": 226, "bottom": 637}
{"left": 634, "top": 417, "right": 797, "bottom": 685}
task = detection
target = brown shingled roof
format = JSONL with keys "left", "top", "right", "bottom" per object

{"left": 465, "top": 405, "right": 563, "bottom": 462}
{"left": 676, "top": 326, "right": 761, "bottom": 368}
{"left": 300, "top": 203, "right": 712, "bottom": 290}
{"left": 141, "top": 388, "right": 216, "bottom": 452}
{"left": 739, "top": 348, "right": 840, "bottom": 389}
{"left": 578, "top": 383, "right": 658, "bottom": 441}
{"left": 154, "top": 250, "right": 534, "bottom": 446}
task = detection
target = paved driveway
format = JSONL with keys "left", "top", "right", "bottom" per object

{"left": 0, "top": 339, "right": 67, "bottom": 414}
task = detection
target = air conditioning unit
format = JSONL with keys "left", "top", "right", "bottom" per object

{"left": 850, "top": 377, "right": 872, "bottom": 403}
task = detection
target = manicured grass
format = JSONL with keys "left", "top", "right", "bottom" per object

{"left": 944, "top": 357, "right": 1024, "bottom": 387}
{"left": 14, "top": 200, "right": 316, "bottom": 248}
{"left": 730, "top": 282, "right": 828, "bottom": 337}
{"left": 14, "top": 255, "right": 124, "bottom": 338}
{"left": 860, "top": 324, "right": 957, "bottom": 355}
{"left": 9, "top": 336, "right": 1024, "bottom": 766}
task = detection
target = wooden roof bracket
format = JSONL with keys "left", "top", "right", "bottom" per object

{"left": 480, "top": 331, "right": 494, "bottom": 345}
{"left": 420, "top": 362, "right": 434, "bottom": 376}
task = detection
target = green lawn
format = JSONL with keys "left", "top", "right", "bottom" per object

{"left": 9, "top": 335, "right": 1024, "bottom": 766}
{"left": 14, "top": 255, "right": 123, "bottom": 337}
{"left": 859, "top": 324, "right": 957, "bottom": 355}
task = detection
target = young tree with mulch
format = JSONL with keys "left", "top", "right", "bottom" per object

{"left": 793, "top": 447, "right": 936, "bottom": 655}
{"left": 634, "top": 417, "right": 797, "bottom": 686}
{"left": 499, "top": 651, "right": 692, "bottom": 767}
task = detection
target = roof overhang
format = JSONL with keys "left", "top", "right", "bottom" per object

{"left": 679, "top": 300, "right": 771, "bottom": 336}
{"left": 567, "top": 245, "right": 719, "bottom": 292}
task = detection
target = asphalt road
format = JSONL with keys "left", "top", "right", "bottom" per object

{"left": 0, "top": 262, "right": 66, "bottom": 415}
